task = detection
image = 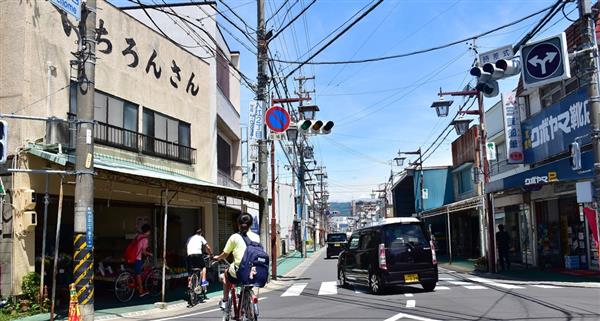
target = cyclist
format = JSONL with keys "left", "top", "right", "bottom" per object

{"left": 212, "top": 213, "right": 260, "bottom": 310}
{"left": 186, "top": 228, "right": 213, "bottom": 287}
{"left": 133, "top": 224, "right": 152, "bottom": 297}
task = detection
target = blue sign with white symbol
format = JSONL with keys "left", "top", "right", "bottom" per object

{"left": 521, "top": 32, "right": 570, "bottom": 88}
{"left": 49, "top": 0, "right": 81, "bottom": 21}
{"left": 86, "top": 207, "right": 93, "bottom": 250}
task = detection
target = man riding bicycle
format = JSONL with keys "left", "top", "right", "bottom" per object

{"left": 213, "top": 213, "right": 260, "bottom": 310}
{"left": 186, "top": 228, "right": 213, "bottom": 287}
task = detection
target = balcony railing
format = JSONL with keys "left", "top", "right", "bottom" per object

{"left": 218, "top": 169, "right": 242, "bottom": 189}
{"left": 489, "top": 159, "right": 519, "bottom": 176}
{"left": 67, "top": 113, "right": 196, "bottom": 164}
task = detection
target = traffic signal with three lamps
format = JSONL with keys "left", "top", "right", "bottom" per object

{"left": 470, "top": 58, "right": 521, "bottom": 98}
{"left": 298, "top": 120, "right": 334, "bottom": 135}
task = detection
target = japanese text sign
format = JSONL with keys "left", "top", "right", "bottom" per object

{"left": 522, "top": 87, "right": 590, "bottom": 163}
{"left": 502, "top": 91, "right": 524, "bottom": 164}
{"left": 479, "top": 45, "right": 513, "bottom": 65}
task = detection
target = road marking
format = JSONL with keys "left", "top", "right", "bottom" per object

{"left": 467, "top": 277, "right": 524, "bottom": 289}
{"left": 532, "top": 284, "right": 562, "bottom": 289}
{"left": 384, "top": 312, "right": 440, "bottom": 321}
{"left": 464, "top": 285, "right": 487, "bottom": 290}
{"left": 447, "top": 281, "right": 472, "bottom": 286}
{"left": 404, "top": 293, "right": 414, "bottom": 297}
{"left": 438, "top": 277, "right": 455, "bottom": 281}
{"left": 406, "top": 300, "right": 416, "bottom": 308}
{"left": 153, "top": 308, "right": 223, "bottom": 321}
{"left": 318, "top": 281, "right": 338, "bottom": 295}
{"left": 281, "top": 283, "right": 308, "bottom": 297}
{"left": 435, "top": 286, "right": 450, "bottom": 290}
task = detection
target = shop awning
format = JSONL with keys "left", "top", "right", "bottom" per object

{"left": 419, "top": 196, "right": 482, "bottom": 219}
{"left": 26, "top": 144, "right": 263, "bottom": 205}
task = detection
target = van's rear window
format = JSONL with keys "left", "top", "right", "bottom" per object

{"left": 328, "top": 234, "right": 347, "bottom": 242}
{"left": 384, "top": 224, "right": 428, "bottom": 247}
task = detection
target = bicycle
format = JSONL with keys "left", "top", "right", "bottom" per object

{"left": 212, "top": 259, "right": 259, "bottom": 321}
{"left": 187, "top": 255, "right": 209, "bottom": 306}
{"left": 114, "top": 258, "right": 162, "bottom": 303}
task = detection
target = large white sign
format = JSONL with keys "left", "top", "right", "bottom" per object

{"left": 248, "top": 100, "right": 264, "bottom": 142}
{"left": 502, "top": 91, "right": 524, "bottom": 164}
{"left": 50, "top": 0, "right": 81, "bottom": 21}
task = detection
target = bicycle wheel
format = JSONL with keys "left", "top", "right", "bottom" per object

{"left": 222, "top": 296, "right": 232, "bottom": 321}
{"left": 188, "top": 274, "right": 199, "bottom": 306}
{"left": 145, "top": 269, "right": 163, "bottom": 297}
{"left": 114, "top": 272, "right": 135, "bottom": 303}
{"left": 242, "top": 288, "right": 257, "bottom": 321}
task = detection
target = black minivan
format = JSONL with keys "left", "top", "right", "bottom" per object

{"left": 326, "top": 233, "right": 348, "bottom": 259}
{"left": 337, "top": 218, "right": 438, "bottom": 294}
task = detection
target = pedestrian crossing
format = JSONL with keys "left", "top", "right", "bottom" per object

{"left": 277, "top": 278, "right": 563, "bottom": 298}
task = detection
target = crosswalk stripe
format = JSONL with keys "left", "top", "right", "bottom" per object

{"left": 467, "top": 277, "right": 524, "bottom": 289}
{"left": 438, "top": 277, "right": 456, "bottom": 281}
{"left": 532, "top": 285, "right": 562, "bottom": 289}
{"left": 404, "top": 293, "right": 414, "bottom": 297}
{"left": 435, "top": 286, "right": 450, "bottom": 290}
{"left": 447, "top": 281, "right": 472, "bottom": 286}
{"left": 464, "top": 285, "right": 488, "bottom": 290}
{"left": 318, "top": 281, "right": 338, "bottom": 295}
{"left": 406, "top": 300, "right": 416, "bottom": 308}
{"left": 281, "top": 283, "right": 308, "bottom": 297}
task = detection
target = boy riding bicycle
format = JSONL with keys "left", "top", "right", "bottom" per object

{"left": 186, "top": 228, "right": 213, "bottom": 286}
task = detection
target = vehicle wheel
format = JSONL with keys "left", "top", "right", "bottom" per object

{"left": 114, "top": 272, "right": 135, "bottom": 303}
{"left": 188, "top": 274, "right": 198, "bottom": 306}
{"left": 146, "top": 269, "right": 162, "bottom": 297}
{"left": 337, "top": 268, "right": 348, "bottom": 288}
{"left": 421, "top": 281, "right": 436, "bottom": 292}
{"left": 369, "top": 272, "right": 384, "bottom": 295}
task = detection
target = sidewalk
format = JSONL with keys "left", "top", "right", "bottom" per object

{"left": 15, "top": 247, "right": 324, "bottom": 321}
{"left": 439, "top": 258, "right": 600, "bottom": 285}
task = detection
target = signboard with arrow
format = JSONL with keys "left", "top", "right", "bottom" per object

{"left": 521, "top": 32, "right": 570, "bottom": 89}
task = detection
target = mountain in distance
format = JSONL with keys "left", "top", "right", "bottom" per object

{"left": 329, "top": 202, "right": 352, "bottom": 216}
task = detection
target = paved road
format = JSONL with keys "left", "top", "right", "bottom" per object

{"left": 124, "top": 250, "right": 600, "bottom": 321}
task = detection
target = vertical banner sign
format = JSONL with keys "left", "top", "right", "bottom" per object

{"left": 248, "top": 100, "right": 264, "bottom": 141}
{"left": 86, "top": 207, "right": 93, "bottom": 249}
{"left": 486, "top": 142, "right": 497, "bottom": 161}
{"left": 502, "top": 91, "right": 524, "bottom": 164}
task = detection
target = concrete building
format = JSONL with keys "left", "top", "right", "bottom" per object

{"left": 0, "top": 0, "right": 260, "bottom": 301}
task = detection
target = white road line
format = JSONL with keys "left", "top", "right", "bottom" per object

{"left": 467, "top": 277, "right": 524, "bottom": 289}
{"left": 404, "top": 293, "right": 414, "bottom": 297}
{"left": 447, "top": 281, "right": 472, "bottom": 286}
{"left": 281, "top": 283, "right": 308, "bottom": 297}
{"left": 406, "top": 300, "right": 416, "bottom": 308}
{"left": 435, "top": 286, "right": 450, "bottom": 290}
{"left": 153, "top": 308, "right": 222, "bottom": 321}
{"left": 318, "top": 281, "right": 338, "bottom": 295}
{"left": 532, "top": 284, "right": 562, "bottom": 289}
{"left": 384, "top": 312, "right": 439, "bottom": 321}
{"left": 438, "top": 277, "right": 456, "bottom": 281}
{"left": 464, "top": 285, "right": 488, "bottom": 290}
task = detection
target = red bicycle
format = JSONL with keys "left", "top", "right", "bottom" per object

{"left": 114, "top": 258, "right": 162, "bottom": 302}
{"left": 213, "top": 259, "right": 259, "bottom": 321}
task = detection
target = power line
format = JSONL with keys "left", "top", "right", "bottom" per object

{"left": 269, "top": 0, "right": 317, "bottom": 43}
{"left": 272, "top": 2, "right": 555, "bottom": 66}
{"left": 266, "top": 0, "right": 292, "bottom": 24}
{"left": 218, "top": 0, "right": 257, "bottom": 33}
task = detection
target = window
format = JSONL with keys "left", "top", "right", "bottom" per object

{"left": 327, "top": 234, "right": 347, "bottom": 243}
{"left": 539, "top": 82, "right": 562, "bottom": 109}
{"left": 384, "top": 224, "right": 428, "bottom": 248}
{"left": 457, "top": 168, "right": 473, "bottom": 194}
{"left": 348, "top": 236, "right": 360, "bottom": 250}
{"left": 142, "top": 109, "right": 192, "bottom": 162}
{"left": 217, "top": 135, "right": 232, "bottom": 174}
{"left": 564, "top": 78, "right": 579, "bottom": 96}
{"left": 359, "top": 232, "right": 372, "bottom": 250}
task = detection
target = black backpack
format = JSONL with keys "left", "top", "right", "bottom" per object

{"left": 236, "top": 233, "right": 269, "bottom": 287}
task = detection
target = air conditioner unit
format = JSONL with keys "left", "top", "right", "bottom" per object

{"left": 45, "top": 118, "right": 73, "bottom": 149}
{"left": 20, "top": 211, "right": 37, "bottom": 231}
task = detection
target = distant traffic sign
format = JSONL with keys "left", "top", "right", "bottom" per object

{"left": 265, "top": 106, "right": 291, "bottom": 133}
{"left": 49, "top": 0, "right": 81, "bottom": 21}
{"left": 521, "top": 33, "right": 570, "bottom": 89}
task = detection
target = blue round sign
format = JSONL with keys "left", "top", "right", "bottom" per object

{"left": 265, "top": 106, "right": 290, "bottom": 133}
{"left": 525, "top": 43, "right": 561, "bottom": 79}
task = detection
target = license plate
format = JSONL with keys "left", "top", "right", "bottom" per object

{"left": 404, "top": 274, "right": 419, "bottom": 283}
{"left": 334, "top": 243, "right": 341, "bottom": 247}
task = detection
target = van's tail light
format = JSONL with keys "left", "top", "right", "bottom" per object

{"left": 378, "top": 243, "right": 387, "bottom": 270}
{"left": 430, "top": 240, "right": 437, "bottom": 265}
{"left": 252, "top": 295, "right": 258, "bottom": 304}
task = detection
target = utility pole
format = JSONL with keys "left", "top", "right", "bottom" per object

{"left": 73, "top": 1, "right": 96, "bottom": 320}
{"left": 257, "top": 0, "right": 270, "bottom": 249}
{"left": 579, "top": 0, "right": 600, "bottom": 268}
{"left": 270, "top": 140, "right": 277, "bottom": 279}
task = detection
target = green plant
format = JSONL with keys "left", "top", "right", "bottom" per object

{"left": 474, "top": 256, "right": 488, "bottom": 267}
{"left": 21, "top": 272, "right": 40, "bottom": 303}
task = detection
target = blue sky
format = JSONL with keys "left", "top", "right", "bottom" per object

{"left": 113, "top": 0, "right": 578, "bottom": 201}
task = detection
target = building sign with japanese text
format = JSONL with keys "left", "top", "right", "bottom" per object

{"left": 479, "top": 45, "right": 513, "bottom": 65}
{"left": 522, "top": 87, "right": 590, "bottom": 163}
{"left": 502, "top": 91, "right": 524, "bottom": 164}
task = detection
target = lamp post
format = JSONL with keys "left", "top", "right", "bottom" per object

{"left": 434, "top": 87, "right": 494, "bottom": 273}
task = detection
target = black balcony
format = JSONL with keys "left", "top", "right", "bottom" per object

{"left": 489, "top": 159, "right": 519, "bottom": 176}
{"left": 67, "top": 113, "right": 196, "bottom": 164}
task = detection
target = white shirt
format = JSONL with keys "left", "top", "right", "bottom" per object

{"left": 187, "top": 234, "right": 208, "bottom": 255}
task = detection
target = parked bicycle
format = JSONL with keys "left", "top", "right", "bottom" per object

{"left": 212, "top": 259, "right": 259, "bottom": 321}
{"left": 114, "top": 258, "right": 162, "bottom": 303}
{"left": 187, "top": 255, "right": 209, "bottom": 306}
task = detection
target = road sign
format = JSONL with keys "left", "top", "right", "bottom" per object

{"left": 486, "top": 142, "right": 497, "bottom": 161}
{"left": 521, "top": 32, "right": 570, "bottom": 89}
{"left": 49, "top": 0, "right": 81, "bottom": 21}
{"left": 265, "top": 106, "right": 291, "bottom": 133}
{"left": 479, "top": 45, "right": 513, "bottom": 65}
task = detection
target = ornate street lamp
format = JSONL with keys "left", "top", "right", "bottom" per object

{"left": 286, "top": 124, "right": 298, "bottom": 142}
{"left": 298, "top": 105, "right": 319, "bottom": 120}
{"left": 451, "top": 119, "right": 472, "bottom": 135}
{"left": 430, "top": 98, "right": 453, "bottom": 117}
{"left": 394, "top": 156, "right": 406, "bottom": 166}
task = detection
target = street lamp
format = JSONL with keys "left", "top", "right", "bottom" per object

{"left": 394, "top": 156, "right": 406, "bottom": 166}
{"left": 286, "top": 124, "right": 298, "bottom": 142}
{"left": 430, "top": 98, "right": 453, "bottom": 117}
{"left": 298, "top": 105, "right": 319, "bottom": 120}
{"left": 451, "top": 119, "right": 472, "bottom": 135}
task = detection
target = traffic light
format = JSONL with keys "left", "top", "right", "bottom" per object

{"left": 0, "top": 120, "right": 7, "bottom": 164}
{"left": 469, "top": 67, "right": 499, "bottom": 98}
{"left": 248, "top": 162, "right": 258, "bottom": 185}
{"left": 470, "top": 58, "right": 521, "bottom": 98}
{"left": 297, "top": 120, "right": 334, "bottom": 135}
{"left": 570, "top": 141, "right": 581, "bottom": 171}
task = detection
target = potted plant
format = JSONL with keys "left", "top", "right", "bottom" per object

{"left": 474, "top": 256, "right": 488, "bottom": 272}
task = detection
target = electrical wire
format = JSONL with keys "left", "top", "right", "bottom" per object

{"left": 266, "top": 0, "right": 291, "bottom": 24}
{"left": 218, "top": 0, "right": 257, "bottom": 33}
{"left": 5, "top": 84, "right": 71, "bottom": 115}
{"left": 272, "top": 2, "right": 556, "bottom": 66}
{"left": 269, "top": 0, "right": 317, "bottom": 43}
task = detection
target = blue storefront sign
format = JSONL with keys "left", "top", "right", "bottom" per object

{"left": 522, "top": 87, "right": 590, "bottom": 164}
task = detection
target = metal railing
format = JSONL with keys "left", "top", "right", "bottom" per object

{"left": 67, "top": 113, "right": 196, "bottom": 164}
{"left": 489, "top": 159, "right": 519, "bottom": 176}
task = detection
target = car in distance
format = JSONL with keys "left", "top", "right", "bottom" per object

{"left": 326, "top": 233, "right": 348, "bottom": 259}
{"left": 337, "top": 217, "right": 438, "bottom": 294}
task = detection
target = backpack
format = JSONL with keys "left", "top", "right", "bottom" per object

{"left": 236, "top": 233, "right": 269, "bottom": 287}
{"left": 124, "top": 235, "right": 146, "bottom": 264}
